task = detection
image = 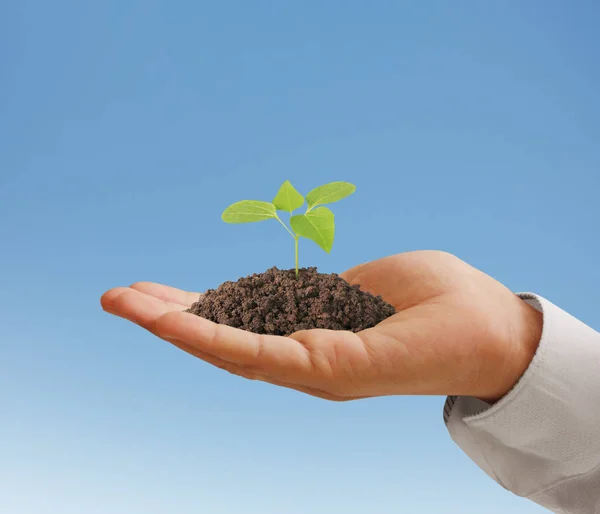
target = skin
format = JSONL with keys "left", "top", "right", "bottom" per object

{"left": 100, "top": 250, "right": 543, "bottom": 403}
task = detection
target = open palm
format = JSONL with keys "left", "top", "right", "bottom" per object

{"left": 101, "top": 251, "right": 541, "bottom": 402}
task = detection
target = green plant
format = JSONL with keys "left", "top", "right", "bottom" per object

{"left": 221, "top": 180, "right": 356, "bottom": 277}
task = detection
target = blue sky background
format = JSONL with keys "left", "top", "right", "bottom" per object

{"left": 1, "top": 1, "right": 599, "bottom": 513}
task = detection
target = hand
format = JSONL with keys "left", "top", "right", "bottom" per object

{"left": 100, "top": 250, "right": 542, "bottom": 402}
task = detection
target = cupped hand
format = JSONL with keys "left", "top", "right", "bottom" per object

{"left": 100, "top": 251, "right": 542, "bottom": 402}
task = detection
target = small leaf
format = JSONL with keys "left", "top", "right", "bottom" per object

{"left": 306, "top": 181, "right": 356, "bottom": 210}
{"left": 290, "top": 207, "right": 335, "bottom": 253}
{"left": 272, "top": 180, "right": 305, "bottom": 212}
{"left": 221, "top": 200, "right": 277, "bottom": 223}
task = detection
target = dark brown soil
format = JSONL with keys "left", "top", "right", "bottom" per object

{"left": 185, "top": 267, "right": 396, "bottom": 336}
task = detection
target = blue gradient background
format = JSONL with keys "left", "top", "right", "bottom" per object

{"left": 1, "top": 1, "right": 598, "bottom": 513}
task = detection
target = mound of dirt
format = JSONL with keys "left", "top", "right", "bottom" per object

{"left": 185, "top": 266, "right": 396, "bottom": 336}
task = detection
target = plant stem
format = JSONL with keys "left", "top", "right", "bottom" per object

{"left": 295, "top": 236, "right": 299, "bottom": 277}
{"left": 275, "top": 214, "right": 300, "bottom": 277}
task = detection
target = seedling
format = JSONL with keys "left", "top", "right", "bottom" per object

{"left": 221, "top": 181, "right": 356, "bottom": 277}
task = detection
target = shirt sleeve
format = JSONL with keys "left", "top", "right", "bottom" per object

{"left": 444, "top": 293, "right": 600, "bottom": 513}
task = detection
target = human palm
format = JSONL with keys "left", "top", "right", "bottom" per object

{"left": 101, "top": 250, "right": 542, "bottom": 402}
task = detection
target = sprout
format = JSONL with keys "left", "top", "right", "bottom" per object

{"left": 221, "top": 181, "right": 356, "bottom": 277}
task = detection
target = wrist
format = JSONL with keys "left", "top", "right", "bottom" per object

{"left": 477, "top": 299, "right": 543, "bottom": 404}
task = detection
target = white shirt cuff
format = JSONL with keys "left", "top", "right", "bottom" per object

{"left": 444, "top": 293, "right": 600, "bottom": 507}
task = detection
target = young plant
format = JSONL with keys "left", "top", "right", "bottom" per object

{"left": 221, "top": 180, "right": 356, "bottom": 277}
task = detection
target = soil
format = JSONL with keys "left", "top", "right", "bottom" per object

{"left": 185, "top": 266, "right": 396, "bottom": 336}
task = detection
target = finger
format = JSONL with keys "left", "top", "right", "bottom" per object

{"left": 154, "top": 311, "right": 315, "bottom": 381}
{"left": 169, "top": 338, "right": 367, "bottom": 402}
{"left": 103, "top": 288, "right": 184, "bottom": 331}
{"left": 129, "top": 282, "right": 202, "bottom": 308}
{"left": 101, "top": 287, "right": 131, "bottom": 311}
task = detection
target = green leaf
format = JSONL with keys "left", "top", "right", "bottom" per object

{"left": 290, "top": 207, "right": 335, "bottom": 253}
{"left": 221, "top": 200, "right": 277, "bottom": 223}
{"left": 272, "top": 180, "right": 305, "bottom": 212}
{"left": 305, "top": 181, "right": 356, "bottom": 210}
